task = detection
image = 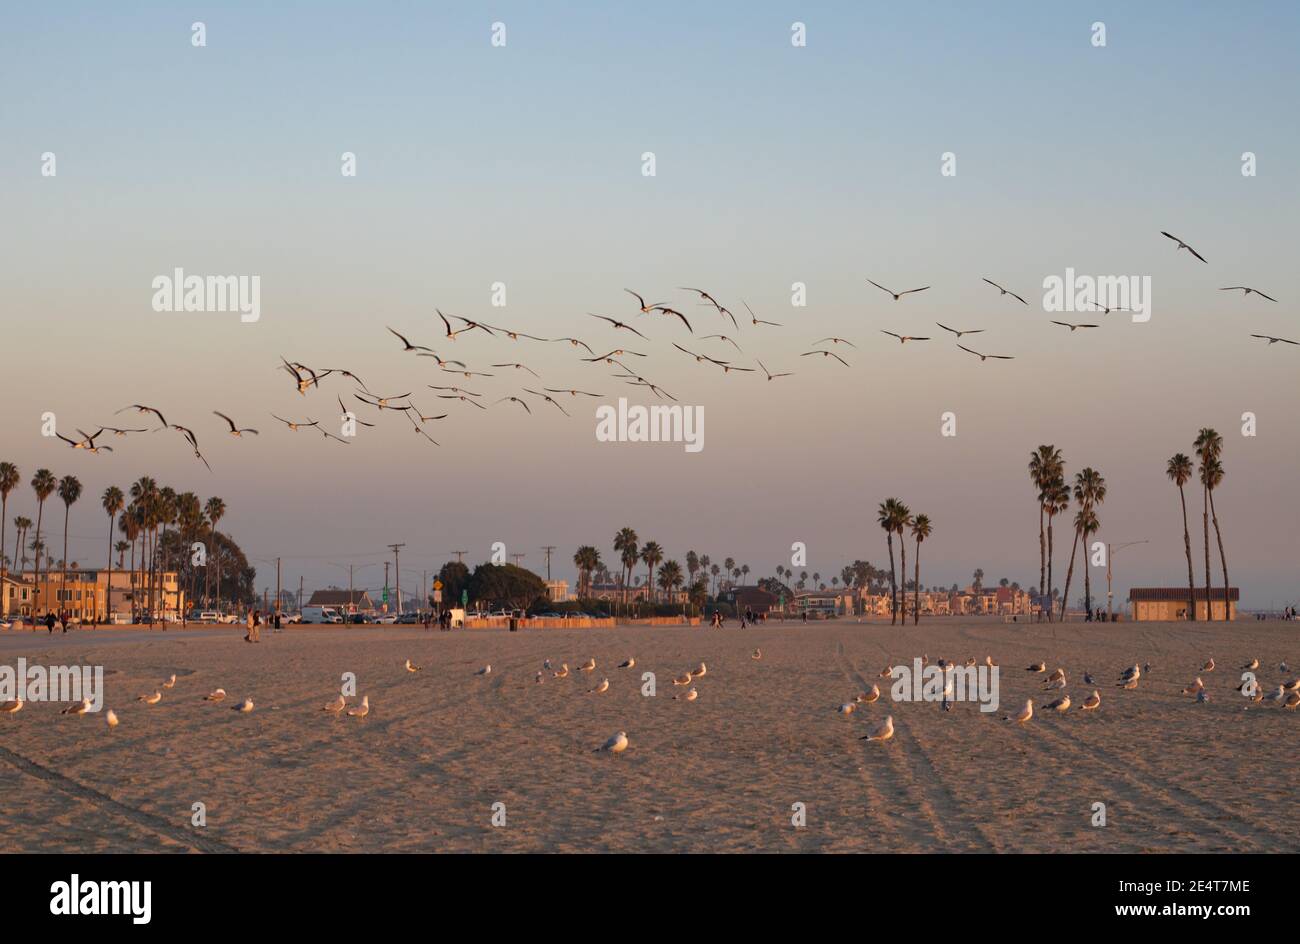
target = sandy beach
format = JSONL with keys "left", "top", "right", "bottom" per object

{"left": 0, "top": 619, "right": 1294, "bottom": 853}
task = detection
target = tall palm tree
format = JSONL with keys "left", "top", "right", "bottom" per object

{"left": 1193, "top": 429, "right": 1222, "bottom": 619}
{"left": 741, "top": 563, "right": 750, "bottom": 585}
{"left": 0, "top": 462, "right": 18, "bottom": 581}
{"left": 1203, "top": 455, "right": 1230, "bottom": 621}
{"left": 641, "top": 541, "right": 664, "bottom": 603}
{"left": 101, "top": 486, "right": 125, "bottom": 622}
{"left": 1028, "top": 445, "right": 1061, "bottom": 616}
{"left": 573, "top": 545, "right": 600, "bottom": 599}
{"left": 723, "top": 557, "right": 736, "bottom": 591}
{"left": 1060, "top": 506, "right": 1095, "bottom": 621}
{"left": 14, "top": 517, "right": 32, "bottom": 579}
{"left": 910, "top": 514, "right": 932, "bottom": 625}
{"left": 698, "top": 554, "right": 711, "bottom": 594}
{"left": 30, "top": 469, "right": 56, "bottom": 616}
{"left": 877, "top": 499, "right": 901, "bottom": 624}
{"left": 205, "top": 496, "right": 226, "bottom": 612}
{"left": 894, "top": 502, "right": 912, "bottom": 623}
{"left": 120, "top": 513, "right": 139, "bottom": 620}
{"left": 1072, "top": 467, "right": 1106, "bottom": 618}
{"left": 1166, "top": 454, "right": 1197, "bottom": 620}
{"left": 1044, "top": 477, "right": 1070, "bottom": 620}
{"left": 57, "top": 475, "right": 82, "bottom": 618}
{"left": 114, "top": 540, "right": 129, "bottom": 569}
{"left": 657, "top": 559, "right": 683, "bottom": 602}
{"left": 709, "top": 563, "right": 720, "bottom": 596}
{"left": 685, "top": 550, "right": 699, "bottom": 590}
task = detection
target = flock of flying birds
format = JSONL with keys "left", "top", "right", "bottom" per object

{"left": 47, "top": 230, "right": 1289, "bottom": 471}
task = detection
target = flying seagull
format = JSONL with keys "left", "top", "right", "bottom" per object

{"left": 1250, "top": 334, "right": 1298, "bottom": 345}
{"left": 494, "top": 396, "right": 532, "bottom": 414}
{"left": 544, "top": 387, "right": 603, "bottom": 397}
{"left": 490, "top": 362, "right": 541, "bottom": 377}
{"left": 800, "top": 350, "right": 850, "bottom": 366}
{"left": 868, "top": 280, "right": 930, "bottom": 301}
{"left": 651, "top": 306, "right": 693, "bottom": 333}
{"left": 881, "top": 331, "right": 929, "bottom": 344}
{"left": 387, "top": 326, "right": 433, "bottom": 353}
{"left": 701, "top": 334, "right": 743, "bottom": 352}
{"left": 1050, "top": 321, "right": 1099, "bottom": 331}
{"left": 982, "top": 279, "right": 1028, "bottom": 305}
{"left": 936, "top": 323, "right": 985, "bottom": 338}
{"left": 271, "top": 415, "right": 319, "bottom": 431}
{"left": 624, "top": 289, "right": 663, "bottom": 313}
{"left": 742, "top": 300, "right": 781, "bottom": 327}
{"left": 116, "top": 404, "right": 167, "bottom": 429}
{"left": 214, "top": 411, "right": 258, "bottom": 436}
{"left": 1160, "top": 231, "right": 1207, "bottom": 263}
{"left": 589, "top": 314, "right": 648, "bottom": 339}
{"left": 337, "top": 395, "right": 375, "bottom": 427}
{"left": 757, "top": 360, "right": 794, "bottom": 381}
{"left": 1221, "top": 286, "right": 1277, "bottom": 302}
{"left": 811, "top": 337, "right": 856, "bottom": 348}
{"left": 957, "top": 344, "right": 1014, "bottom": 362}
{"left": 523, "top": 389, "right": 570, "bottom": 415}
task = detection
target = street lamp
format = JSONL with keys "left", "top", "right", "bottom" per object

{"left": 1107, "top": 540, "right": 1149, "bottom": 622}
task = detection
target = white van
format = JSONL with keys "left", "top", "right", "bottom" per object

{"left": 300, "top": 605, "right": 343, "bottom": 624}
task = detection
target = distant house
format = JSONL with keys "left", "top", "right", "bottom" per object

{"left": 1129, "top": 587, "right": 1238, "bottom": 621}
{"left": 723, "top": 586, "right": 777, "bottom": 615}
{"left": 307, "top": 590, "right": 375, "bottom": 614}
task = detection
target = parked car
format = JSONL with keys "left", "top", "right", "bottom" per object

{"left": 373, "top": 614, "right": 397, "bottom": 624}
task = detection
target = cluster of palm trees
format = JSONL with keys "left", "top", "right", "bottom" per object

{"left": 1027, "top": 446, "right": 1106, "bottom": 621}
{"left": 876, "top": 499, "right": 934, "bottom": 625}
{"left": 605, "top": 529, "right": 701, "bottom": 605}
{"left": 0, "top": 459, "right": 232, "bottom": 621}
{"left": 1166, "top": 428, "right": 1231, "bottom": 620}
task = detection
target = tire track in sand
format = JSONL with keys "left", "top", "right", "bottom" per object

{"left": 834, "top": 641, "right": 995, "bottom": 852}
{"left": 0, "top": 743, "right": 239, "bottom": 853}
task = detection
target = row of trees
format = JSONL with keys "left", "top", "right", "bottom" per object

{"left": 1027, "top": 446, "right": 1107, "bottom": 621}
{"left": 876, "top": 499, "right": 934, "bottom": 625}
{"left": 1166, "top": 428, "right": 1232, "bottom": 620}
{"left": 0, "top": 460, "right": 252, "bottom": 618}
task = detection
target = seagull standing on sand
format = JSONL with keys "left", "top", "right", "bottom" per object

{"left": 405, "top": 659, "right": 422, "bottom": 673}
{"left": 1006, "top": 700, "right": 1033, "bottom": 723}
{"left": 751, "top": 648, "right": 762, "bottom": 661}
{"left": 105, "top": 709, "right": 119, "bottom": 729}
{"left": 619, "top": 657, "right": 635, "bottom": 669}
{"left": 589, "top": 678, "right": 610, "bottom": 694}
{"left": 1080, "top": 691, "right": 1101, "bottom": 711}
{"left": 61, "top": 698, "right": 92, "bottom": 715}
{"left": 322, "top": 695, "right": 346, "bottom": 713}
{"left": 860, "top": 715, "right": 895, "bottom": 742}
{"left": 1046, "top": 694, "right": 1071, "bottom": 713}
{"left": 137, "top": 691, "right": 162, "bottom": 705}
{"left": 233, "top": 698, "right": 254, "bottom": 713}
{"left": 162, "top": 674, "right": 176, "bottom": 689}
{"left": 837, "top": 702, "right": 856, "bottom": 715}
{"left": 2, "top": 698, "right": 25, "bottom": 716}
{"left": 553, "top": 663, "right": 569, "bottom": 678}
{"left": 597, "top": 731, "right": 629, "bottom": 754}
{"left": 674, "top": 688, "right": 698, "bottom": 702}
{"left": 347, "top": 695, "right": 369, "bottom": 717}
{"left": 1202, "top": 658, "right": 1215, "bottom": 672}
{"left": 579, "top": 658, "right": 596, "bottom": 673}
{"left": 477, "top": 665, "right": 492, "bottom": 676}
{"left": 856, "top": 685, "right": 881, "bottom": 704}
{"left": 204, "top": 688, "right": 227, "bottom": 701}
{"left": 691, "top": 662, "right": 708, "bottom": 678}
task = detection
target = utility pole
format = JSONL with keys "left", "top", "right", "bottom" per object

{"left": 275, "top": 557, "right": 281, "bottom": 615}
{"left": 383, "top": 562, "right": 390, "bottom": 611}
{"left": 510, "top": 553, "right": 525, "bottom": 567}
{"left": 541, "top": 546, "right": 556, "bottom": 581}
{"left": 450, "top": 550, "right": 467, "bottom": 564}
{"left": 349, "top": 564, "right": 354, "bottom": 614}
{"left": 298, "top": 576, "right": 303, "bottom": 613}
{"left": 389, "top": 544, "right": 405, "bottom": 614}
{"left": 1107, "top": 540, "right": 1149, "bottom": 622}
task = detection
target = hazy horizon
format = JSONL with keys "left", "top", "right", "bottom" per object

{"left": 3, "top": 2, "right": 1298, "bottom": 607}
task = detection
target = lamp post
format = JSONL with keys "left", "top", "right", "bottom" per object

{"left": 1107, "top": 540, "right": 1149, "bottom": 622}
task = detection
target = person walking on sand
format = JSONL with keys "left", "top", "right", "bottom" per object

{"left": 245, "top": 608, "right": 255, "bottom": 643}
{"left": 45, "top": 611, "right": 56, "bottom": 634}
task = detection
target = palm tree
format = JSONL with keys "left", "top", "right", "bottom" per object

{"left": 1044, "top": 476, "right": 1070, "bottom": 620}
{"left": 877, "top": 499, "right": 901, "bottom": 624}
{"left": 911, "top": 514, "right": 932, "bottom": 625}
{"left": 740, "top": 563, "right": 750, "bottom": 585}
{"left": 709, "top": 563, "right": 720, "bottom": 596}
{"left": 114, "top": 540, "right": 129, "bottom": 569}
{"left": 894, "top": 502, "right": 912, "bottom": 623}
{"left": 1203, "top": 454, "right": 1230, "bottom": 621}
{"left": 1060, "top": 506, "right": 1095, "bottom": 621}
{"left": 657, "top": 559, "right": 683, "bottom": 604}
{"left": 57, "top": 475, "right": 82, "bottom": 617}
{"left": 1072, "top": 467, "right": 1106, "bottom": 618}
{"left": 120, "top": 513, "right": 139, "bottom": 620}
{"left": 1193, "top": 429, "right": 1222, "bottom": 619}
{"left": 641, "top": 541, "right": 664, "bottom": 603}
{"left": 30, "top": 469, "right": 56, "bottom": 615}
{"left": 0, "top": 462, "right": 18, "bottom": 581}
{"left": 1166, "top": 454, "right": 1197, "bottom": 620}
{"left": 698, "top": 554, "right": 711, "bottom": 593}
{"left": 723, "top": 557, "right": 736, "bottom": 591}
{"left": 685, "top": 550, "right": 699, "bottom": 590}
{"left": 205, "top": 496, "right": 226, "bottom": 612}
{"left": 14, "top": 517, "right": 32, "bottom": 578}
{"left": 573, "top": 545, "right": 600, "bottom": 599}
{"left": 100, "top": 486, "right": 124, "bottom": 622}
{"left": 1028, "top": 445, "right": 1062, "bottom": 616}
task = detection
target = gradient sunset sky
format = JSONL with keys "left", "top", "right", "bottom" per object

{"left": 3, "top": 2, "right": 1298, "bottom": 605}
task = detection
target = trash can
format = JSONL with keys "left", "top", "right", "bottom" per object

{"left": 509, "top": 617, "right": 518, "bottom": 632}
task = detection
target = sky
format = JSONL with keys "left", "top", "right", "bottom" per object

{"left": 2, "top": 2, "right": 1298, "bottom": 607}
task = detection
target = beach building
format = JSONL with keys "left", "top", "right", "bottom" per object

{"left": 2, "top": 573, "right": 35, "bottom": 618}
{"left": 1129, "top": 587, "right": 1239, "bottom": 621}
{"left": 544, "top": 580, "right": 571, "bottom": 602}
{"left": 795, "top": 589, "right": 855, "bottom": 616}
{"left": 722, "top": 586, "right": 777, "bottom": 615}
{"left": 307, "top": 589, "right": 376, "bottom": 616}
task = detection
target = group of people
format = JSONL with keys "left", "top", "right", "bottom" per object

{"left": 243, "top": 608, "right": 283, "bottom": 642}
{"left": 708, "top": 608, "right": 773, "bottom": 629}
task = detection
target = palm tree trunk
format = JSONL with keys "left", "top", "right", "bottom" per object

{"left": 1179, "top": 485, "right": 1195, "bottom": 620}
{"left": 1038, "top": 505, "right": 1046, "bottom": 619}
{"left": 33, "top": 503, "right": 45, "bottom": 617}
{"left": 1059, "top": 528, "right": 1081, "bottom": 622}
{"left": 1209, "top": 488, "right": 1230, "bottom": 621}
{"left": 1045, "top": 513, "right": 1055, "bottom": 622}
{"left": 105, "top": 512, "right": 114, "bottom": 623}
{"left": 1202, "top": 485, "right": 1212, "bottom": 621}
{"left": 913, "top": 541, "right": 921, "bottom": 626}
{"left": 898, "top": 531, "right": 907, "bottom": 626}
{"left": 886, "top": 533, "right": 896, "bottom": 625}
{"left": 61, "top": 504, "right": 70, "bottom": 620}
{"left": 129, "top": 536, "right": 136, "bottom": 621}
{"left": 1082, "top": 529, "right": 1092, "bottom": 617}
